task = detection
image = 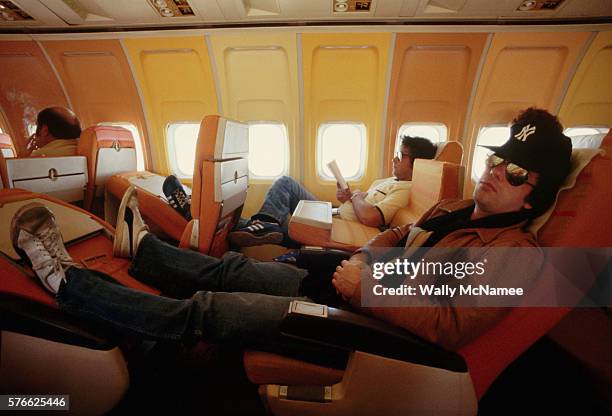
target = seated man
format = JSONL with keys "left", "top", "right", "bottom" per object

{"left": 11, "top": 108, "right": 571, "bottom": 351}
{"left": 26, "top": 106, "right": 82, "bottom": 157}
{"left": 229, "top": 135, "right": 436, "bottom": 247}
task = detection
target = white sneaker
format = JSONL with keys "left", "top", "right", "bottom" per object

{"left": 113, "top": 186, "right": 149, "bottom": 258}
{"left": 10, "top": 203, "right": 76, "bottom": 294}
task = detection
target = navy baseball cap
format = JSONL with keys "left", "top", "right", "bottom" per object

{"left": 481, "top": 116, "right": 572, "bottom": 183}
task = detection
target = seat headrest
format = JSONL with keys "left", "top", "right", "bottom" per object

{"left": 434, "top": 141, "right": 463, "bottom": 164}
{"left": 569, "top": 133, "right": 607, "bottom": 150}
{"left": 528, "top": 148, "right": 605, "bottom": 238}
{"left": 78, "top": 125, "right": 135, "bottom": 151}
{"left": 195, "top": 115, "right": 249, "bottom": 161}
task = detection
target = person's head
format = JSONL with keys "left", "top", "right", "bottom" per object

{"left": 35, "top": 106, "right": 81, "bottom": 142}
{"left": 392, "top": 136, "right": 437, "bottom": 180}
{"left": 474, "top": 107, "right": 572, "bottom": 219}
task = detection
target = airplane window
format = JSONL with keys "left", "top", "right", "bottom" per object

{"left": 396, "top": 123, "right": 447, "bottom": 151}
{"left": 248, "top": 122, "right": 288, "bottom": 179}
{"left": 317, "top": 122, "right": 366, "bottom": 181}
{"left": 472, "top": 126, "right": 510, "bottom": 182}
{"left": 167, "top": 122, "right": 200, "bottom": 179}
{"left": 99, "top": 122, "right": 145, "bottom": 171}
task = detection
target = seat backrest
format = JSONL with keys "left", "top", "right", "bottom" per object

{"left": 4, "top": 156, "right": 88, "bottom": 203}
{"left": 180, "top": 115, "right": 249, "bottom": 256}
{"left": 78, "top": 125, "right": 136, "bottom": 211}
{"left": 390, "top": 159, "right": 461, "bottom": 227}
{"left": 459, "top": 148, "right": 612, "bottom": 399}
{"left": 435, "top": 141, "right": 463, "bottom": 164}
{"left": 600, "top": 128, "right": 612, "bottom": 151}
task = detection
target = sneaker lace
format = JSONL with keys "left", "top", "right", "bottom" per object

{"left": 38, "top": 227, "right": 76, "bottom": 268}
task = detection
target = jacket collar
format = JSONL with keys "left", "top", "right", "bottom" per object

{"left": 427, "top": 199, "right": 531, "bottom": 244}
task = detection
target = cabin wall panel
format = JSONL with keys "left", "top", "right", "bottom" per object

{"left": 210, "top": 33, "right": 299, "bottom": 217}
{"left": 302, "top": 33, "right": 390, "bottom": 202}
{"left": 384, "top": 33, "right": 487, "bottom": 174}
{"left": 462, "top": 32, "right": 591, "bottom": 197}
{"left": 122, "top": 37, "right": 218, "bottom": 176}
{"left": 0, "top": 41, "right": 69, "bottom": 156}
{"left": 40, "top": 40, "right": 150, "bottom": 168}
{"left": 559, "top": 31, "right": 612, "bottom": 128}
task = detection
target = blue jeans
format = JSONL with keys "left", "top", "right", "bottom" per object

{"left": 57, "top": 234, "right": 309, "bottom": 349}
{"left": 251, "top": 176, "right": 317, "bottom": 246}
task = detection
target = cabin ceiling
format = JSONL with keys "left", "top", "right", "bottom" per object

{"left": 0, "top": 0, "right": 610, "bottom": 31}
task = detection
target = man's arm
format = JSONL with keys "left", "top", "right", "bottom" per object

{"left": 335, "top": 240, "right": 544, "bottom": 350}
{"left": 350, "top": 192, "right": 384, "bottom": 227}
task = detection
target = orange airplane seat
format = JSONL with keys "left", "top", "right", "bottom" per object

{"left": 179, "top": 115, "right": 249, "bottom": 257}
{"left": 289, "top": 158, "right": 462, "bottom": 251}
{"left": 242, "top": 145, "right": 612, "bottom": 415}
{"left": 3, "top": 154, "right": 88, "bottom": 203}
{"left": 0, "top": 188, "right": 159, "bottom": 415}
{"left": 107, "top": 171, "right": 191, "bottom": 242}
{"left": 435, "top": 140, "right": 464, "bottom": 164}
{"left": 78, "top": 125, "right": 137, "bottom": 213}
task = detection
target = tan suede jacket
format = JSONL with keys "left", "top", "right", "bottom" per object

{"left": 352, "top": 199, "right": 542, "bottom": 350}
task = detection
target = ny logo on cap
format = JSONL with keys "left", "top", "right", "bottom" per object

{"left": 514, "top": 124, "right": 536, "bottom": 142}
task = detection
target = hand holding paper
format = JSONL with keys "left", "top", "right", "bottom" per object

{"left": 327, "top": 160, "right": 349, "bottom": 190}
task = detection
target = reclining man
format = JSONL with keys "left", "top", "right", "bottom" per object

{"left": 11, "top": 108, "right": 571, "bottom": 352}
{"left": 229, "top": 135, "right": 436, "bottom": 247}
{"left": 26, "top": 106, "right": 82, "bottom": 157}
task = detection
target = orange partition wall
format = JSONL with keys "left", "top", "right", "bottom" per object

{"left": 559, "top": 31, "right": 612, "bottom": 128}
{"left": 0, "top": 41, "right": 69, "bottom": 156}
{"left": 302, "top": 33, "right": 390, "bottom": 202}
{"left": 462, "top": 32, "right": 590, "bottom": 197}
{"left": 209, "top": 33, "right": 299, "bottom": 217}
{"left": 383, "top": 33, "right": 487, "bottom": 175}
{"left": 122, "top": 36, "right": 218, "bottom": 175}
{"left": 41, "top": 39, "right": 150, "bottom": 169}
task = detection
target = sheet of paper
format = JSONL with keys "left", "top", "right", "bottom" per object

{"left": 327, "top": 160, "right": 348, "bottom": 190}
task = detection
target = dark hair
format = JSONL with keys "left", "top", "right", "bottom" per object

{"left": 37, "top": 107, "right": 81, "bottom": 139}
{"left": 400, "top": 135, "right": 437, "bottom": 164}
{"left": 513, "top": 108, "right": 569, "bottom": 218}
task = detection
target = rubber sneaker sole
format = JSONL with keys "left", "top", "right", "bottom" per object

{"left": 113, "top": 186, "right": 136, "bottom": 258}
{"left": 229, "top": 231, "right": 283, "bottom": 247}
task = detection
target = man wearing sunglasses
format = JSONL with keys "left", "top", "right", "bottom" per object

{"left": 229, "top": 135, "right": 436, "bottom": 247}
{"left": 11, "top": 108, "right": 572, "bottom": 356}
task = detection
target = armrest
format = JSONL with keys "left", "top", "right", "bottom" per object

{"left": 0, "top": 292, "right": 120, "bottom": 350}
{"left": 280, "top": 300, "right": 467, "bottom": 373}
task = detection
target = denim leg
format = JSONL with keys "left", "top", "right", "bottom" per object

{"left": 129, "top": 234, "right": 308, "bottom": 299}
{"left": 254, "top": 176, "right": 317, "bottom": 225}
{"left": 58, "top": 266, "right": 306, "bottom": 344}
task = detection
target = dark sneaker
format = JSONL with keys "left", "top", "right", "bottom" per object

{"left": 163, "top": 175, "right": 192, "bottom": 221}
{"left": 10, "top": 202, "right": 76, "bottom": 294}
{"left": 113, "top": 186, "right": 150, "bottom": 259}
{"left": 229, "top": 220, "right": 284, "bottom": 247}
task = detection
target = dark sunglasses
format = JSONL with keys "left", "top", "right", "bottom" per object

{"left": 486, "top": 154, "right": 535, "bottom": 187}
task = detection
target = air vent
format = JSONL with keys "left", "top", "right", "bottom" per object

{"left": 0, "top": 1, "right": 33, "bottom": 21}
{"left": 423, "top": 0, "right": 466, "bottom": 14}
{"left": 148, "top": 0, "right": 194, "bottom": 17}
{"left": 517, "top": 0, "right": 565, "bottom": 11}
{"left": 332, "top": 0, "right": 373, "bottom": 13}
{"left": 242, "top": 0, "right": 281, "bottom": 17}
